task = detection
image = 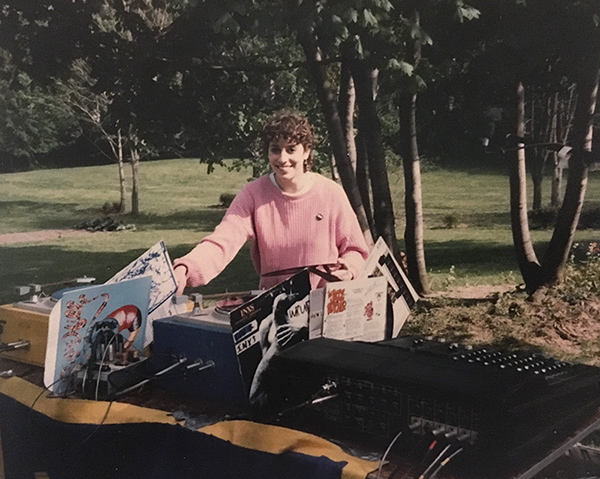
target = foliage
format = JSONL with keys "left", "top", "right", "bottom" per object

{"left": 549, "top": 254, "right": 600, "bottom": 304}
{"left": 76, "top": 217, "right": 136, "bottom": 232}
{"left": 529, "top": 205, "right": 600, "bottom": 231}
{"left": 579, "top": 206, "right": 600, "bottom": 230}
{"left": 409, "top": 254, "right": 600, "bottom": 364}
{"left": 528, "top": 206, "right": 560, "bottom": 230}
{"left": 570, "top": 241, "right": 600, "bottom": 264}
{"left": 0, "top": 52, "right": 78, "bottom": 169}
{"left": 218, "top": 192, "right": 236, "bottom": 208}
{"left": 442, "top": 214, "right": 460, "bottom": 229}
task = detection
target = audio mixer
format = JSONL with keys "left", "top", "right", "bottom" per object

{"left": 264, "top": 336, "right": 600, "bottom": 474}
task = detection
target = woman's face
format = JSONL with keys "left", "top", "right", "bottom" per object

{"left": 268, "top": 138, "right": 310, "bottom": 185}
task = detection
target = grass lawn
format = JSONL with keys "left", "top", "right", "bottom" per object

{"left": 1, "top": 159, "right": 599, "bottom": 305}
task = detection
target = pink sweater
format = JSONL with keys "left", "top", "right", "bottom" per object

{"left": 174, "top": 173, "right": 369, "bottom": 290}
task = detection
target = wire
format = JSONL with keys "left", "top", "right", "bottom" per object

{"left": 428, "top": 447, "right": 463, "bottom": 479}
{"left": 94, "top": 331, "right": 120, "bottom": 401}
{"left": 421, "top": 439, "right": 439, "bottom": 466}
{"left": 418, "top": 444, "right": 451, "bottom": 479}
{"left": 26, "top": 370, "right": 83, "bottom": 447}
{"left": 275, "top": 381, "right": 338, "bottom": 419}
{"left": 376, "top": 430, "right": 404, "bottom": 479}
{"left": 392, "top": 434, "right": 428, "bottom": 479}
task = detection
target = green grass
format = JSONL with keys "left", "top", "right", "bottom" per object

{"left": 1, "top": 159, "right": 599, "bottom": 304}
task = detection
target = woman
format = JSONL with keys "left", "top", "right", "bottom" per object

{"left": 173, "top": 110, "right": 369, "bottom": 294}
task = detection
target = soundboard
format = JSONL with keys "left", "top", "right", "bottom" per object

{"left": 263, "top": 336, "right": 600, "bottom": 474}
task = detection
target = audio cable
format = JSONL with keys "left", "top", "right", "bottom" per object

{"left": 418, "top": 443, "right": 451, "bottom": 479}
{"left": 429, "top": 447, "right": 463, "bottom": 479}
{"left": 375, "top": 430, "right": 404, "bottom": 479}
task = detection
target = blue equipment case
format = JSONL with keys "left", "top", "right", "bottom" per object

{"left": 151, "top": 310, "right": 248, "bottom": 407}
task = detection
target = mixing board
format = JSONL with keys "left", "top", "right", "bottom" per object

{"left": 264, "top": 336, "right": 600, "bottom": 472}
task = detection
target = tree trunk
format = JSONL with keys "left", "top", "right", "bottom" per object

{"left": 396, "top": 11, "right": 430, "bottom": 296}
{"left": 338, "top": 62, "right": 357, "bottom": 172}
{"left": 398, "top": 90, "right": 430, "bottom": 296}
{"left": 539, "top": 59, "right": 600, "bottom": 288}
{"left": 510, "top": 82, "right": 541, "bottom": 291}
{"left": 350, "top": 59, "right": 399, "bottom": 255}
{"left": 355, "top": 131, "right": 374, "bottom": 235}
{"left": 117, "top": 129, "right": 127, "bottom": 213}
{"left": 531, "top": 151, "right": 544, "bottom": 211}
{"left": 549, "top": 93, "right": 561, "bottom": 207}
{"left": 295, "top": 17, "right": 374, "bottom": 248}
{"left": 130, "top": 147, "right": 140, "bottom": 215}
{"left": 551, "top": 158, "right": 563, "bottom": 207}
{"left": 551, "top": 86, "right": 577, "bottom": 207}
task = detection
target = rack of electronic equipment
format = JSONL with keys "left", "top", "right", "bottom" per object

{"left": 3, "top": 283, "right": 600, "bottom": 479}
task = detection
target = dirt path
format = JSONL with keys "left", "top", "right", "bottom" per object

{"left": 0, "top": 229, "right": 95, "bottom": 245}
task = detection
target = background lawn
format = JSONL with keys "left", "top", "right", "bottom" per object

{"left": 1, "top": 159, "right": 599, "bottom": 305}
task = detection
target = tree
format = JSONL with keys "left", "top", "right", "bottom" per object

{"left": 508, "top": 82, "right": 541, "bottom": 288}
{"left": 293, "top": 8, "right": 374, "bottom": 247}
{"left": 396, "top": 9, "right": 431, "bottom": 295}
{"left": 56, "top": 59, "right": 128, "bottom": 212}
{"left": 477, "top": 0, "right": 600, "bottom": 292}
{"left": 0, "top": 51, "right": 78, "bottom": 170}
{"left": 539, "top": 46, "right": 600, "bottom": 288}
{"left": 350, "top": 59, "right": 397, "bottom": 254}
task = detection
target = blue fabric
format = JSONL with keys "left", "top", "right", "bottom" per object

{"left": 0, "top": 394, "right": 346, "bottom": 479}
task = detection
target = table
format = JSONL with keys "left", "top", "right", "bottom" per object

{"left": 2, "top": 357, "right": 600, "bottom": 479}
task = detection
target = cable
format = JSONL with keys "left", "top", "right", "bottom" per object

{"left": 26, "top": 370, "right": 84, "bottom": 447}
{"left": 376, "top": 430, "right": 404, "bottom": 479}
{"left": 421, "top": 438, "right": 439, "bottom": 466}
{"left": 94, "top": 331, "right": 120, "bottom": 400}
{"left": 428, "top": 447, "right": 463, "bottom": 479}
{"left": 275, "top": 380, "right": 338, "bottom": 419}
{"left": 392, "top": 434, "right": 428, "bottom": 479}
{"left": 113, "top": 357, "right": 189, "bottom": 398}
{"left": 418, "top": 444, "right": 451, "bottom": 479}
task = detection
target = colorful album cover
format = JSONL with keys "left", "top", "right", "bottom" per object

{"left": 229, "top": 269, "right": 311, "bottom": 407}
{"left": 44, "top": 277, "right": 152, "bottom": 395}
{"left": 322, "top": 276, "right": 388, "bottom": 342}
{"left": 106, "top": 240, "right": 177, "bottom": 314}
{"left": 106, "top": 240, "right": 185, "bottom": 344}
{"left": 359, "top": 237, "right": 420, "bottom": 337}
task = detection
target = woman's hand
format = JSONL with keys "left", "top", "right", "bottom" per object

{"left": 173, "top": 265, "right": 188, "bottom": 296}
{"left": 329, "top": 261, "right": 353, "bottom": 282}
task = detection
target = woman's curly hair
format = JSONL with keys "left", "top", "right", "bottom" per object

{"left": 260, "top": 110, "right": 316, "bottom": 171}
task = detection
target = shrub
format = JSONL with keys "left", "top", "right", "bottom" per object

{"left": 578, "top": 206, "right": 600, "bottom": 229}
{"left": 570, "top": 242, "right": 600, "bottom": 263}
{"left": 443, "top": 214, "right": 460, "bottom": 229}
{"left": 528, "top": 206, "right": 559, "bottom": 230}
{"left": 219, "top": 193, "right": 236, "bottom": 208}
{"left": 555, "top": 254, "right": 600, "bottom": 303}
{"left": 529, "top": 205, "right": 600, "bottom": 230}
{"left": 101, "top": 201, "right": 122, "bottom": 215}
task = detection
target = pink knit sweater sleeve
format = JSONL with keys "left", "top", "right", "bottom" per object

{"left": 173, "top": 186, "right": 254, "bottom": 287}
{"left": 332, "top": 183, "right": 370, "bottom": 278}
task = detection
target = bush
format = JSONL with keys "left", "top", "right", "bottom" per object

{"left": 219, "top": 193, "right": 236, "bottom": 208}
{"left": 570, "top": 241, "right": 600, "bottom": 263}
{"left": 443, "top": 214, "right": 460, "bottom": 229}
{"left": 555, "top": 255, "right": 600, "bottom": 303}
{"left": 578, "top": 206, "right": 600, "bottom": 229}
{"left": 529, "top": 205, "right": 600, "bottom": 230}
{"left": 101, "top": 201, "right": 122, "bottom": 215}
{"left": 528, "top": 206, "right": 559, "bottom": 230}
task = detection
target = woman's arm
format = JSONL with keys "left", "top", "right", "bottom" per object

{"left": 173, "top": 186, "right": 255, "bottom": 289}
